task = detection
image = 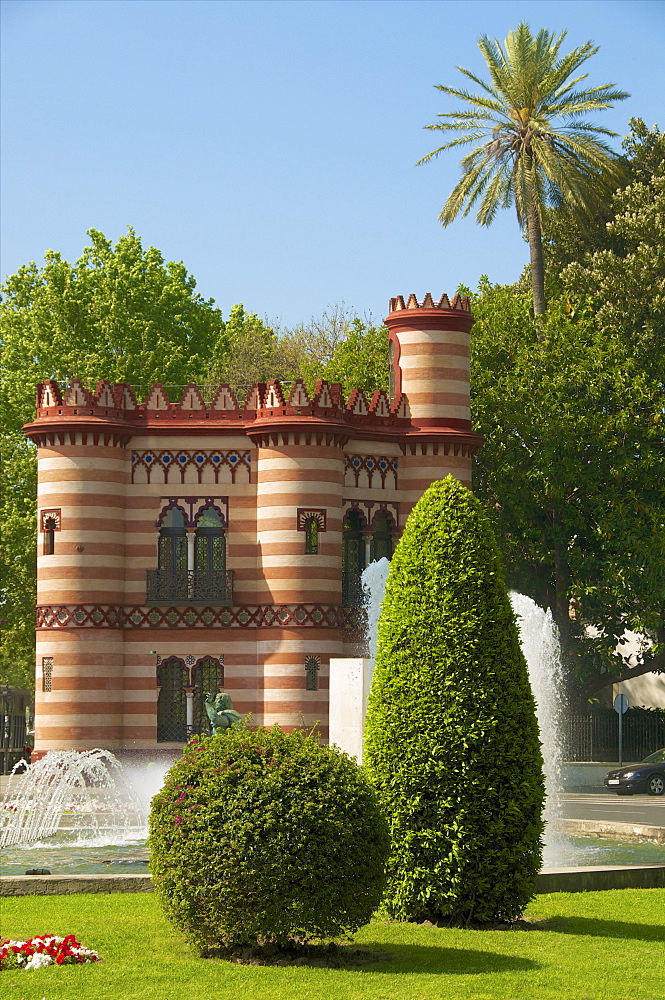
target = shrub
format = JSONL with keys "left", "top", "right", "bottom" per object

{"left": 364, "top": 476, "right": 545, "bottom": 925}
{"left": 149, "top": 726, "right": 389, "bottom": 952}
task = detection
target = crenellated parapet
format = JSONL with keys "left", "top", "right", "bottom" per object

{"left": 388, "top": 291, "right": 471, "bottom": 313}
{"left": 26, "top": 377, "right": 410, "bottom": 443}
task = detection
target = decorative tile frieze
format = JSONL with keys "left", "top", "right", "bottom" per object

{"left": 132, "top": 450, "right": 251, "bottom": 485}
{"left": 36, "top": 603, "right": 356, "bottom": 630}
{"left": 344, "top": 455, "right": 398, "bottom": 489}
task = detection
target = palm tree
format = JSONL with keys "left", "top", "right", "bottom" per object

{"left": 418, "top": 24, "right": 629, "bottom": 315}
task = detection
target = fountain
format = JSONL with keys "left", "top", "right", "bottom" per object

{"left": 509, "top": 593, "right": 567, "bottom": 864}
{"left": 0, "top": 750, "right": 176, "bottom": 875}
{"left": 329, "top": 562, "right": 599, "bottom": 866}
{"left": 0, "top": 750, "right": 177, "bottom": 875}
{"left": 0, "top": 748, "right": 146, "bottom": 849}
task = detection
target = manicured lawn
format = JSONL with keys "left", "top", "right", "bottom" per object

{"left": 2, "top": 889, "right": 664, "bottom": 1000}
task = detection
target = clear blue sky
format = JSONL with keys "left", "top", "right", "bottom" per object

{"left": 2, "top": 0, "right": 663, "bottom": 329}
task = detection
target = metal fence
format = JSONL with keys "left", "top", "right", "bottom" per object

{"left": 0, "top": 686, "right": 32, "bottom": 774}
{"left": 562, "top": 708, "right": 665, "bottom": 762}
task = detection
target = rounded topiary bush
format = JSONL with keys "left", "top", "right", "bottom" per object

{"left": 364, "top": 476, "right": 545, "bottom": 925}
{"left": 149, "top": 726, "right": 389, "bottom": 952}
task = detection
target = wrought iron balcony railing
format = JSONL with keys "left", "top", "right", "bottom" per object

{"left": 146, "top": 569, "right": 234, "bottom": 606}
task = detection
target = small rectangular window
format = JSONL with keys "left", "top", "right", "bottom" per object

{"left": 305, "top": 657, "right": 320, "bottom": 691}
{"left": 42, "top": 657, "right": 53, "bottom": 692}
{"left": 41, "top": 510, "right": 60, "bottom": 554}
{"left": 305, "top": 517, "right": 318, "bottom": 554}
{"left": 43, "top": 525, "right": 55, "bottom": 555}
{"left": 298, "top": 509, "right": 326, "bottom": 554}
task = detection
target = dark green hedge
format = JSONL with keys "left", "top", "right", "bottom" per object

{"left": 149, "top": 726, "right": 389, "bottom": 952}
{"left": 364, "top": 476, "right": 545, "bottom": 924}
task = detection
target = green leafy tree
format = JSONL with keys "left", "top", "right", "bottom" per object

{"left": 0, "top": 229, "right": 230, "bottom": 690}
{"left": 364, "top": 476, "right": 544, "bottom": 925}
{"left": 204, "top": 304, "right": 298, "bottom": 396}
{"left": 299, "top": 317, "right": 389, "bottom": 396}
{"left": 560, "top": 156, "right": 665, "bottom": 376}
{"left": 469, "top": 281, "right": 664, "bottom": 701}
{"left": 150, "top": 727, "right": 389, "bottom": 953}
{"left": 418, "top": 23, "right": 628, "bottom": 315}
{"left": 541, "top": 119, "right": 665, "bottom": 288}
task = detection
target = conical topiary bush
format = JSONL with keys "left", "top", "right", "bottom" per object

{"left": 364, "top": 476, "right": 544, "bottom": 924}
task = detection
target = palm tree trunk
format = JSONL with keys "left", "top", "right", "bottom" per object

{"left": 526, "top": 194, "right": 547, "bottom": 317}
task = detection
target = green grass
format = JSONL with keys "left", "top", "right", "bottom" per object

{"left": 1, "top": 889, "right": 664, "bottom": 1000}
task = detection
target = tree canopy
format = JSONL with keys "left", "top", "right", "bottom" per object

{"left": 469, "top": 278, "right": 664, "bottom": 701}
{"left": 541, "top": 119, "right": 665, "bottom": 287}
{"left": 1, "top": 230, "right": 234, "bottom": 689}
{"left": 418, "top": 23, "right": 628, "bottom": 315}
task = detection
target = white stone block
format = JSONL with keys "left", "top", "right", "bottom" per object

{"left": 329, "top": 657, "right": 372, "bottom": 763}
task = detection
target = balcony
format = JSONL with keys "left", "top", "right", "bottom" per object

{"left": 146, "top": 569, "right": 234, "bottom": 606}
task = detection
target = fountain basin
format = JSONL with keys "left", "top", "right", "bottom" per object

{"left": 1, "top": 828, "right": 662, "bottom": 878}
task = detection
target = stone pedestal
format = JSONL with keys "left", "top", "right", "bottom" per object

{"left": 328, "top": 657, "right": 373, "bottom": 763}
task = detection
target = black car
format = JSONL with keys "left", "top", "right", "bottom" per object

{"left": 604, "top": 748, "right": 665, "bottom": 796}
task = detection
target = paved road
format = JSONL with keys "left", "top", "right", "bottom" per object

{"left": 560, "top": 793, "right": 665, "bottom": 828}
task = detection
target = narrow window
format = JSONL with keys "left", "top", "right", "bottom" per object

{"left": 42, "top": 657, "right": 53, "bottom": 692}
{"left": 342, "top": 510, "right": 365, "bottom": 606}
{"left": 194, "top": 506, "right": 226, "bottom": 602}
{"left": 371, "top": 511, "right": 394, "bottom": 563}
{"left": 156, "top": 657, "right": 188, "bottom": 742}
{"left": 157, "top": 507, "right": 188, "bottom": 602}
{"left": 43, "top": 523, "right": 55, "bottom": 555}
{"left": 191, "top": 655, "right": 224, "bottom": 734}
{"left": 42, "top": 513, "right": 59, "bottom": 555}
{"left": 305, "top": 657, "right": 320, "bottom": 691}
{"left": 304, "top": 516, "right": 319, "bottom": 554}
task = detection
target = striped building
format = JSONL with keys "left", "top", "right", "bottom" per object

{"left": 23, "top": 293, "right": 482, "bottom": 758}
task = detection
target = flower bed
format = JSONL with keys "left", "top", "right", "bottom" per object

{"left": 0, "top": 935, "right": 100, "bottom": 970}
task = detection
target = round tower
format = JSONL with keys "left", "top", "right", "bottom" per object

{"left": 245, "top": 380, "right": 347, "bottom": 733}
{"left": 25, "top": 381, "right": 130, "bottom": 754}
{"left": 385, "top": 293, "right": 481, "bottom": 515}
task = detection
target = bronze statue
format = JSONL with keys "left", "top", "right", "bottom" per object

{"left": 204, "top": 692, "right": 242, "bottom": 734}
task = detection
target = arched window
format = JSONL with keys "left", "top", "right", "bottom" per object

{"left": 193, "top": 506, "right": 226, "bottom": 602}
{"left": 342, "top": 510, "right": 365, "bottom": 606}
{"left": 371, "top": 511, "right": 394, "bottom": 563}
{"left": 191, "top": 655, "right": 224, "bottom": 734}
{"left": 157, "top": 657, "right": 188, "bottom": 742}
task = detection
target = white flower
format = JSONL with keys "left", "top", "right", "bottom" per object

{"left": 25, "top": 952, "right": 53, "bottom": 969}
